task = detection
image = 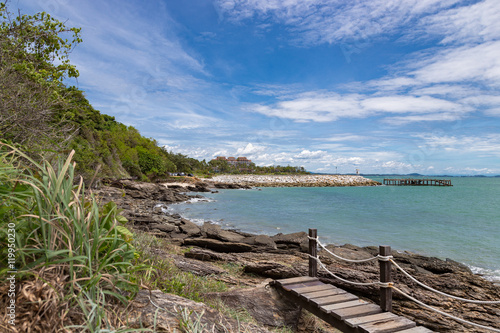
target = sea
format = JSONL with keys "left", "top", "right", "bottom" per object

{"left": 168, "top": 176, "right": 500, "bottom": 283}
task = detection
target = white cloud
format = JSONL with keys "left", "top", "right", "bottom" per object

{"left": 215, "top": 0, "right": 461, "bottom": 45}
{"left": 236, "top": 143, "right": 267, "bottom": 155}
{"left": 294, "top": 150, "right": 328, "bottom": 159}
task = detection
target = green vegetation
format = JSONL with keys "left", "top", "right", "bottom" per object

{"left": 0, "top": 143, "right": 145, "bottom": 331}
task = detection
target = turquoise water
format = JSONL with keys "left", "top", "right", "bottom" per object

{"left": 169, "top": 177, "right": 500, "bottom": 282}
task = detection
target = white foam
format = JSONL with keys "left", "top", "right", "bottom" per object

{"left": 186, "top": 197, "right": 216, "bottom": 204}
{"left": 468, "top": 265, "right": 500, "bottom": 284}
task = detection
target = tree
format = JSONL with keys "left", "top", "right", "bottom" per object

{"left": 0, "top": 2, "right": 82, "bottom": 150}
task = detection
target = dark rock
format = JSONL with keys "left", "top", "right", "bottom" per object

{"left": 244, "top": 261, "right": 302, "bottom": 279}
{"left": 202, "top": 223, "right": 246, "bottom": 243}
{"left": 184, "top": 248, "right": 239, "bottom": 262}
{"left": 242, "top": 235, "right": 277, "bottom": 250}
{"left": 183, "top": 238, "right": 254, "bottom": 253}
{"left": 149, "top": 223, "right": 176, "bottom": 233}
{"left": 178, "top": 219, "right": 202, "bottom": 237}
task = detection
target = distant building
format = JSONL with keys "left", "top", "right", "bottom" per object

{"left": 213, "top": 156, "right": 252, "bottom": 166}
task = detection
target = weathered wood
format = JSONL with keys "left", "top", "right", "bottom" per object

{"left": 291, "top": 283, "right": 334, "bottom": 295}
{"left": 321, "top": 299, "right": 369, "bottom": 313}
{"left": 309, "top": 228, "right": 317, "bottom": 277}
{"left": 283, "top": 280, "right": 323, "bottom": 291}
{"left": 358, "top": 316, "right": 416, "bottom": 333}
{"left": 310, "top": 293, "right": 359, "bottom": 307}
{"left": 331, "top": 303, "right": 382, "bottom": 320}
{"left": 379, "top": 245, "right": 392, "bottom": 312}
{"left": 345, "top": 312, "right": 398, "bottom": 328}
{"left": 300, "top": 286, "right": 346, "bottom": 301}
{"left": 274, "top": 276, "right": 317, "bottom": 286}
{"left": 396, "top": 327, "right": 434, "bottom": 332}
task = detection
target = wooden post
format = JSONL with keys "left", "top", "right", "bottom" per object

{"left": 309, "top": 229, "right": 318, "bottom": 278}
{"left": 379, "top": 245, "right": 392, "bottom": 312}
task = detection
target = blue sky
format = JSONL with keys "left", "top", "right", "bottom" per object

{"left": 17, "top": 0, "right": 500, "bottom": 175}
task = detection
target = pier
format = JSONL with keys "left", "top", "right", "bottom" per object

{"left": 383, "top": 178, "right": 452, "bottom": 186}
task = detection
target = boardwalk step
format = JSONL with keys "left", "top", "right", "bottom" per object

{"left": 274, "top": 276, "right": 317, "bottom": 286}
{"left": 358, "top": 316, "right": 416, "bottom": 333}
{"left": 283, "top": 280, "right": 323, "bottom": 292}
{"left": 301, "top": 286, "right": 346, "bottom": 301}
{"left": 321, "top": 299, "right": 368, "bottom": 313}
{"left": 332, "top": 303, "right": 382, "bottom": 320}
{"left": 396, "top": 327, "right": 434, "bottom": 332}
{"left": 292, "top": 283, "right": 334, "bottom": 295}
{"left": 345, "top": 312, "right": 398, "bottom": 328}
{"left": 311, "top": 293, "right": 359, "bottom": 307}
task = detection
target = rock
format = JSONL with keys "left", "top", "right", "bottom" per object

{"left": 178, "top": 219, "right": 202, "bottom": 237}
{"left": 244, "top": 261, "right": 303, "bottom": 279}
{"left": 271, "top": 231, "right": 309, "bottom": 252}
{"left": 184, "top": 248, "right": 239, "bottom": 262}
{"left": 242, "top": 235, "right": 277, "bottom": 250}
{"left": 149, "top": 223, "right": 176, "bottom": 233}
{"left": 201, "top": 223, "right": 246, "bottom": 243}
{"left": 204, "top": 286, "right": 301, "bottom": 328}
{"left": 129, "top": 290, "right": 273, "bottom": 333}
{"left": 183, "top": 238, "right": 254, "bottom": 253}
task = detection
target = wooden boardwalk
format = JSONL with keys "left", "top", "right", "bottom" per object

{"left": 272, "top": 276, "right": 434, "bottom": 333}
{"left": 383, "top": 178, "right": 452, "bottom": 186}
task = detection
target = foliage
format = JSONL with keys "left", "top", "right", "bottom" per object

{"left": 0, "top": 143, "right": 142, "bottom": 331}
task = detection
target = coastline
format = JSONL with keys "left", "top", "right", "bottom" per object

{"left": 98, "top": 178, "right": 500, "bottom": 332}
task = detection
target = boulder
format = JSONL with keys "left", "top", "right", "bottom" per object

{"left": 242, "top": 235, "right": 277, "bottom": 250}
{"left": 178, "top": 219, "right": 202, "bottom": 237}
{"left": 184, "top": 248, "right": 239, "bottom": 262}
{"left": 202, "top": 223, "right": 246, "bottom": 243}
{"left": 244, "top": 261, "right": 302, "bottom": 279}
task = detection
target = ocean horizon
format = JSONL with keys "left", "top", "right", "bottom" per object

{"left": 169, "top": 176, "right": 500, "bottom": 284}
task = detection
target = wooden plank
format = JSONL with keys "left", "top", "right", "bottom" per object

{"left": 345, "top": 312, "right": 398, "bottom": 328}
{"left": 275, "top": 276, "right": 318, "bottom": 286}
{"left": 321, "top": 299, "right": 368, "bottom": 313}
{"left": 291, "top": 283, "right": 333, "bottom": 295}
{"left": 396, "top": 327, "right": 434, "bottom": 333}
{"left": 300, "top": 286, "right": 345, "bottom": 301}
{"left": 332, "top": 304, "right": 382, "bottom": 320}
{"left": 282, "top": 280, "right": 323, "bottom": 291}
{"left": 310, "top": 293, "right": 359, "bottom": 307}
{"left": 358, "top": 317, "right": 416, "bottom": 333}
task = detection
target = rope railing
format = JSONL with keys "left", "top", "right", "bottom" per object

{"left": 392, "top": 286, "right": 500, "bottom": 333}
{"left": 307, "top": 228, "right": 500, "bottom": 332}
{"left": 390, "top": 259, "right": 500, "bottom": 305}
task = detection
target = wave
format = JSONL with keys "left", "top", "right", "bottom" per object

{"left": 468, "top": 265, "right": 500, "bottom": 284}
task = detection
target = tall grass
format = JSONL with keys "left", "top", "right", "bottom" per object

{"left": 0, "top": 142, "right": 144, "bottom": 332}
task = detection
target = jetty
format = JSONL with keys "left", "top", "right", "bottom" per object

{"left": 383, "top": 178, "right": 452, "bottom": 186}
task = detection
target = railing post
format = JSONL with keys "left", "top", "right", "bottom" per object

{"left": 379, "top": 245, "right": 392, "bottom": 312}
{"left": 308, "top": 228, "right": 317, "bottom": 278}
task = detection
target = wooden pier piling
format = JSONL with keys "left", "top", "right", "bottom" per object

{"left": 383, "top": 178, "right": 452, "bottom": 186}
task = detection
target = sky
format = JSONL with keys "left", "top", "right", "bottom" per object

{"left": 14, "top": 0, "right": 500, "bottom": 175}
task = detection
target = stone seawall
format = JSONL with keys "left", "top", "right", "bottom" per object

{"left": 206, "top": 174, "right": 381, "bottom": 187}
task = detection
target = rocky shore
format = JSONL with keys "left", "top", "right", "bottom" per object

{"left": 206, "top": 174, "right": 381, "bottom": 187}
{"left": 96, "top": 178, "right": 500, "bottom": 332}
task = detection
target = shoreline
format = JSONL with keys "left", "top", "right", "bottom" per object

{"left": 98, "top": 178, "right": 500, "bottom": 332}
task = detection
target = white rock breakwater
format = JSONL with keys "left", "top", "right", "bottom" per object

{"left": 206, "top": 174, "right": 381, "bottom": 187}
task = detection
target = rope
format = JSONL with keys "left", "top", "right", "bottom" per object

{"left": 390, "top": 259, "right": 500, "bottom": 304}
{"left": 308, "top": 236, "right": 393, "bottom": 263}
{"left": 309, "top": 255, "right": 390, "bottom": 287}
{"left": 392, "top": 286, "right": 500, "bottom": 333}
